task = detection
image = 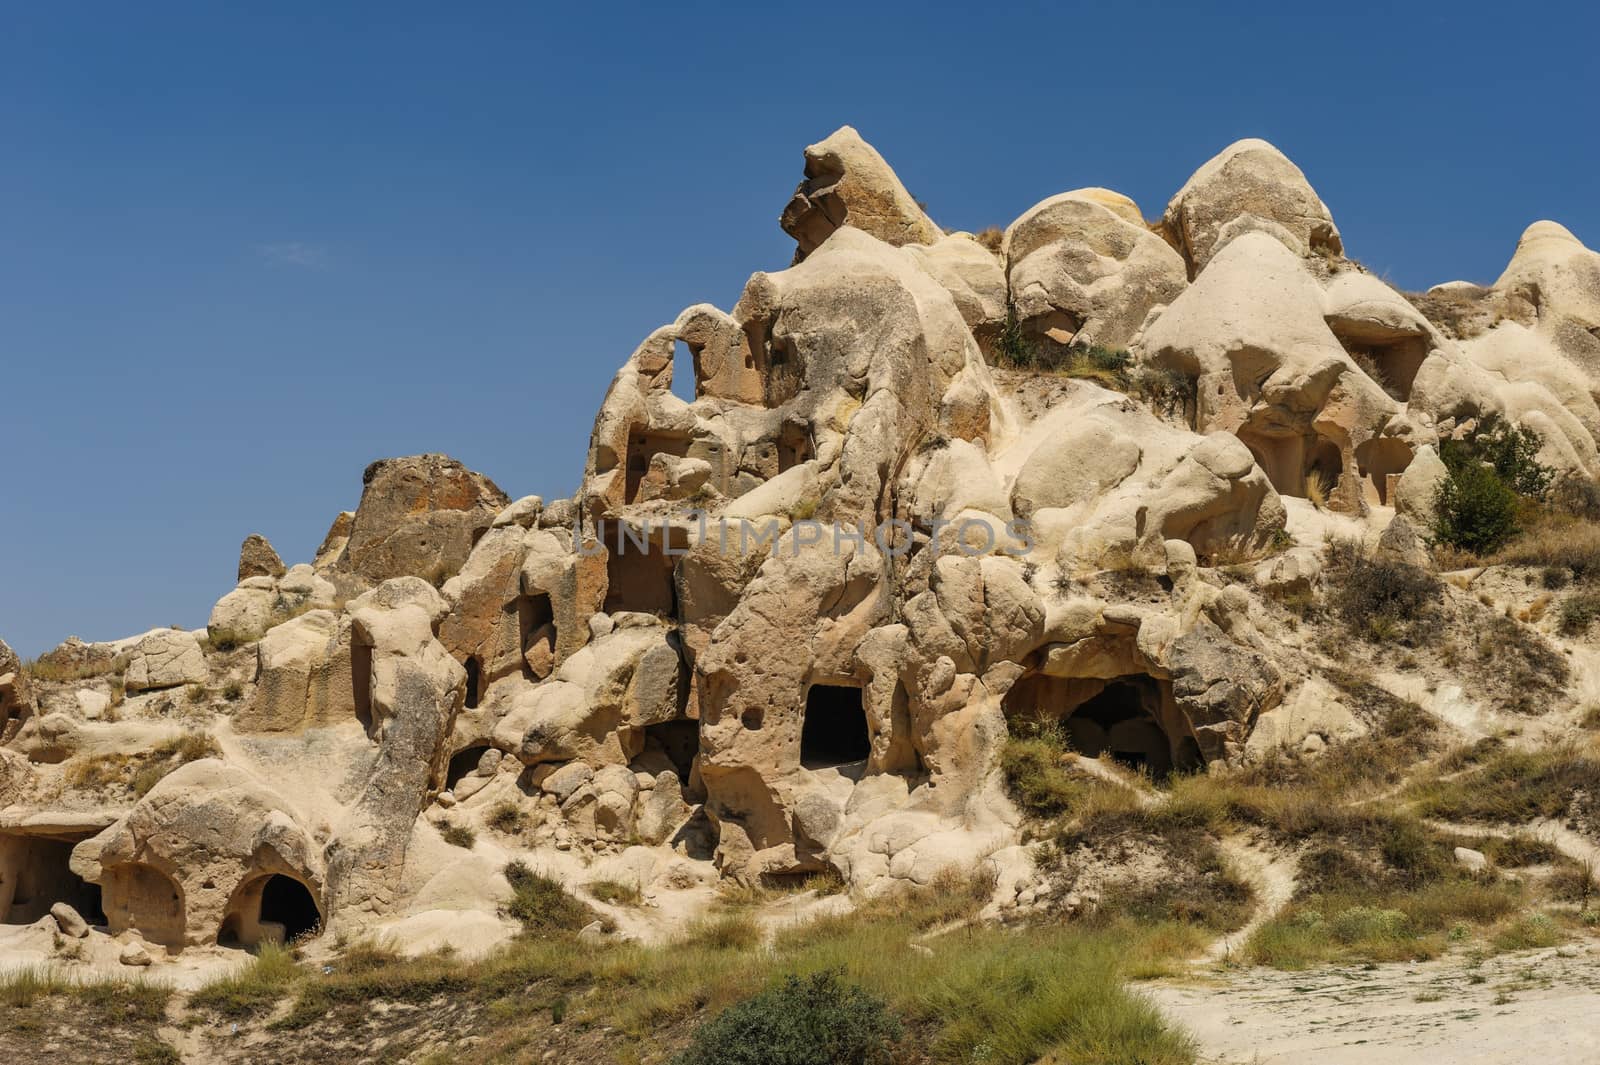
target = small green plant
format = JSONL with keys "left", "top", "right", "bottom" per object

{"left": 439, "top": 821, "right": 476, "bottom": 849}
{"left": 586, "top": 879, "right": 643, "bottom": 906}
{"left": 486, "top": 801, "right": 529, "bottom": 834}
{"left": 222, "top": 680, "right": 245, "bottom": 701}
{"left": 185, "top": 684, "right": 208, "bottom": 704}
{"left": 671, "top": 969, "right": 903, "bottom": 1065}
{"left": 503, "top": 861, "right": 594, "bottom": 933}
{"left": 999, "top": 724, "right": 1082, "bottom": 817}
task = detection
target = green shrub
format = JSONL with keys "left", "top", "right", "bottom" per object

{"left": 438, "top": 821, "right": 476, "bottom": 849}
{"left": 1559, "top": 591, "right": 1600, "bottom": 634}
{"left": 1451, "top": 418, "right": 1554, "bottom": 499}
{"left": 503, "top": 861, "right": 594, "bottom": 933}
{"left": 1000, "top": 726, "right": 1083, "bottom": 817}
{"left": 486, "top": 801, "right": 529, "bottom": 834}
{"left": 671, "top": 970, "right": 902, "bottom": 1065}
{"left": 1433, "top": 459, "right": 1520, "bottom": 553}
{"left": 1325, "top": 540, "right": 1442, "bottom": 641}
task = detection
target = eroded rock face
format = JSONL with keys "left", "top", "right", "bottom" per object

{"left": 237, "top": 534, "right": 287, "bottom": 582}
{"left": 10, "top": 129, "right": 1600, "bottom": 952}
{"left": 334, "top": 455, "right": 510, "bottom": 586}
{"left": 1005, "top": 190, "right": 1187, "bottom": 352}
{"left": 1162, "top": 138, "right": 1342, "bottom": 276}
{"left": 780, "top": 125, "right": 942, "bottom": 260}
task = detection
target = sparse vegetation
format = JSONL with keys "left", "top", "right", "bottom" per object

{"left": 486, "top": 800, "right": 529, "bottom": 834}
{"left": 503, "top": 861, "right": 596, "bottom": 933}
{"left": 439, "top": 821, "right": 476, "bottom": 849}
{"left": 671, "top": 969, "right": 902, "bottom": 1065}
{"left": 1000, "top": 724, "right": 1084, "bottom": 817}
{"left": 66, "top": 731, "right": 221, "bottom": 796}
{"left": 586, "top": 879, "right": 643, "bottom": 906}
{"left": 189, "top": 941, "right": 302, "bottom": 1017}
{"left": 1324, "top": 539, "right": 1441, "bottom": 643}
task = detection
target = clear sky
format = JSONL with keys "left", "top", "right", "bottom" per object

{"left": 3, "top": 1, "right": 1597, "bottom": 657}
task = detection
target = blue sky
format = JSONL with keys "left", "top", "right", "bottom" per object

{"left": 3, "top": 1, "right": 1596, "bottom": 657}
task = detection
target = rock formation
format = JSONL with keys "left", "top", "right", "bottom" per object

{"left": 4, "top": 127, "right": 1598, "bottom": 962}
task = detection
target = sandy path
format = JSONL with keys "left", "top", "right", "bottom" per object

{"left": 1148, "top": 941, "right": 1600, "bottom": 1064}
{"left": 1207, "top": 837, "right": 1297, "bottom": 964}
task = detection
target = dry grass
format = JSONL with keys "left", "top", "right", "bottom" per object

{"left": 192, "top": 870, "right": 1197, "bottom": 1065}
{"left": 64, "top": 731, "right": 221, "bottom": 796}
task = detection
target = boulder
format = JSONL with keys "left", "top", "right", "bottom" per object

{"left": 50, "top": 902, "right": 90, "bottom": 938}
{"left": 123, "top": 630, "right": 207, "bottom": 692}
{"left": 780, "top": 126, "right": 941, "bottom": 260}
{"left": 1394, "top": 444, "right": 1448, "bottom": 529}
{"left": 1162, "top": 138, "right": 1342, "bottom": 276}
{"left": 334, "top": 454, "right": 510, "bottom": 585}
{"left": 237, "top": 533, "right": 287, "bottom": 581}
{"left": 1004, "top": 191, "right": 1188, "bottom": 351}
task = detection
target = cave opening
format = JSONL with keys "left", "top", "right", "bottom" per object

{"left": 446, "top": 745, "right": 491, "bottom": 791}
{"left": 220, "top": 873, "right": 321, "bottom": 948}
{"left": 0, "top": 834, "right": 105, "bottom": 926}
{"left": 624, "top": 429, "right": 691, "bottom": 504}
{"left": 518, "top": 592, "right": 556, "bottom": 678}
{"left": 800, "top": 683, "right": 870, "bottom": 769}
{"left": 1002, "top": 672, "right": 1201, "bottom": 782}
{"left": 351, "top": 639, "right": 373, "bottom": 732}
{"left": 601, "top": 522, "right": 680, "bottom": 616}
{"left": 1355, "top": 437, "right": 1415, "bottom": 506}
{"left": 463, "top": 657, "right": 481, "bottom": 709}
{"left": 644, "top": 720, "right": 700, "bottom": 784}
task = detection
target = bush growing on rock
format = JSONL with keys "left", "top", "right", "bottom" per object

{"left": 671, "top": 970, "right": 902, "bottom": 1065}
{"left": 502, "top": 861, "right": 593, "bottom": 933}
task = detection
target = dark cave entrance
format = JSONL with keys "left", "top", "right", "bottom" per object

{"left": 644, "top": 720, "right": 700, "bottom": 784}
{"left": 0, "top": 834, "right": 105, "bottom": 926}
{"left": 463, "top": 657, "right": 481, "bottom": 709}
{"left": 1002, "top": 672, "right": 1202, "bottom": 782}
{"left": 260, "top": 875, "right": 321, "bottom": 942}
{"left": 518, "top": 592, "right": 556, "bottom": 677}
{"left": 800, "top": 683, "right": 870, "bottom": 769}
{"left": 1066, "top": 679, "right": 1176, "bottom": 779}
{"left": 351, "top": 639, "right": 373, "bottom": 732}
{"left": 221, "top": 873, "right": 322, "bottom": 947}
{"left": 446, "top": 745, "right": 492, "bottom": 791}
{"left": 601, "top": 522, "right": 680, "bottom": 616}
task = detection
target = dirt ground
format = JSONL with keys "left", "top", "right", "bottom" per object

{"left": 1148, "top": 940, "right": 1600, "bottom": 1064}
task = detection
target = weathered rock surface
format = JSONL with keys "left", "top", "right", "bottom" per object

{"left": 6, "top": 128, "right": 1600, "bottom": 964}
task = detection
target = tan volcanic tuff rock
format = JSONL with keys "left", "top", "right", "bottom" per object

{"left": 12, "top": 131, "right": 1600, "bottom": 964}
{"left": 1162, "top": 138, "right": 1342, "bottom": 277}
{"left": 1004, "top": 189, "right": 1188, "bottom": 352}
{"left": 780, "top": 125, "right": 942, "bottom": 260}
{"left": 334, "top": 454, "right": 510, "bottom": 586}
{"left": 237, "top": 533, "right": 287, "bottom": 581}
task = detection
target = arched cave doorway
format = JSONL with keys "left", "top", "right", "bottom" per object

{"left": 1306, "top": 438, "right": 1345, "bottom": 500}
{"left": 1354, "top": 438, "right": 1414, "bottom": 506}
{"left": 219, "top": 873, "right": 322, "bottom": 948}
{"left": 0, "top": 833, "right": 106, "bottom": 926}
{"left": 800, "top": 683, "right": 870, "bottom": 770}
{"left": 102, "top": 863, "right": 185, "bottom": 947}
{"left": 1002, "top": 672, "right": 1202, "bottom": 781}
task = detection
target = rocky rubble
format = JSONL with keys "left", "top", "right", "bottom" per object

{"left": 3, "top": 127, "right": 1599, "bottom": 964}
